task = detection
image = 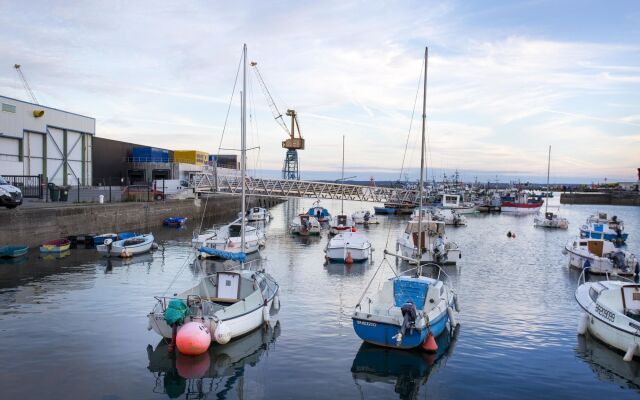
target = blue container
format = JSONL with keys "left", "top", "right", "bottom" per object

{"left": 132, "top": 146, "right": 169, "bottom": 163}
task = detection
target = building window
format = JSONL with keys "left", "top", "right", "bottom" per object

{"left": 2, "top": 103, "right": 16, "bottom": 113}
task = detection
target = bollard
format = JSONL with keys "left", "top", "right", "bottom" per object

{"left": 99, "top": 194, "right": 104, "bottom": 204}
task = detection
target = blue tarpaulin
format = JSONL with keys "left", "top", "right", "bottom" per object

{"left": 198, "top": 246, "right": 247, "bottom": 261}
{"left": 393, "top": 277, "right": 429, "bottom": 309}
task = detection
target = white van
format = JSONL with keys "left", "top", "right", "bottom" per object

{"left": 0, "top": 175, "right": 23, "bottom": 209}
{"left": 152, "top": 179, "right": 190, "bottom": 197}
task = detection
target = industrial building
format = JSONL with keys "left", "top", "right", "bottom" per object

{"left": 0, "top": 95, "right": 95, "bottom": 185}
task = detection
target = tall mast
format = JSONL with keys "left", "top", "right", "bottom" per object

{"left": 341, "top": 134, "right": 345, "bottom": 214}
{"left": 416, "top": 46, "right": 428, "bottom": 269}
{"left": 545, "top": 145, "right": 550, "bottom": 214}
{"left": 240, "top": 44, "right": 247, "bottom": 252}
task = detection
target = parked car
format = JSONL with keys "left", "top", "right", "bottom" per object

{"left": 123, "top": 184, "right": 166, "bottom": 201}
{"left": 0, "top": 175, "right": 23, "bottom": 209}
{"left": 152, "top": 179, "right": 190, "bottom": 196}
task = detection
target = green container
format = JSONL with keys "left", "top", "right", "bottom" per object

{"left": 48, "top": 183, "right": 60, "bottom": 202}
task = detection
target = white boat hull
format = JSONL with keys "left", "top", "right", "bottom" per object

{"left": 326, "top": 246, "right": 370, "bottom": 262}
{"left": 397, "top": 240, "right": 460, "bottom": 265}
{"left": 501, "top": 205, "right": 542, "bottom": 214}
{"left": 96, "top": 234, "right": 154, "bottom": 257}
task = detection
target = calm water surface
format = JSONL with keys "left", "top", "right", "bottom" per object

{"left": 1, "top": 196, "right": 640, "bottom": 399}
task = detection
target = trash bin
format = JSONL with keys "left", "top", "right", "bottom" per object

{"left": 59, "top": 186, "right": 70, "bottom": 202}
{"left": 48, "top": 183, "right": 60, "bottom": 202}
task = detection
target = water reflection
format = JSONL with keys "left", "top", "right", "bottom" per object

{"left": 576, "top": 332, "right": 640, "bottom": 391}
{"left": 101, "top": 252, "right": 156, "bottom": 273}
{"left": 324, "top": 261, "right": 369, "bottom": 276}
{"left": 147, "top": 319, "right": 281, "bottom": 399}
{"left": 351, "top": 326, "right": 459, "bottom": 399}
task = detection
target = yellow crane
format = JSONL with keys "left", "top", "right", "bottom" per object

{"left": 250, "top": 61, "right": 304, "bottom": 180}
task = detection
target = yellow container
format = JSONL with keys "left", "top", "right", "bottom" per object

{"left": 173, "top": 150, "right": 208, "bottom": 165}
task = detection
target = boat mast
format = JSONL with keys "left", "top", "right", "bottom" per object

{"left": 416, "top": 46, "right": 428, "bottom": 271}
{"left": 341, "top": 134, "right": 345, "bottom": 215}
{"left": 545, "top": 145, "right": 550, "bottom": 214}
{"left": 241, "top": 44, "right": 247, "bottom": 253}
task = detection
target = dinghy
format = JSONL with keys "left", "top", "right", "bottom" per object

{"left": 40, "top": 239, "right": 71, "bottom": 253}
{"left": 325, "top": 230, "right": 372, "bottom": 262}
{"left": 564, "top": 237, "right": 637, "bottom": 275}
{"left": 0, "top": 245, "right": 28, "bottom": 258}
{"left": 96, "top": 233, "right": 155, "bottom": 257}
{"left": 245, "top": 207, "right": 271, "bottom": 222}
{"left": 352, "top": 210, "right": 379, "bottom": 224}
{"left": 575, "top": 269, "right": 640, "bottom": 362}
{"left": 290, "top": 214, "right": 321, "bottom": 236}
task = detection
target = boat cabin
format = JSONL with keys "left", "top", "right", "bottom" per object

{"left": 621, "top": 285, "right": 640, "bottom": 321}
{"left": 392, "top": 276, "right": 443, "bottom": 312}
{"left": 441, "top": 194, "right": 461, "bottom": 208}
{"left": 405, "top": 220, "right": 445, "bottom": 250}
{"left": 336, "top": 214, "right": 349, "bottom": 226}
{"left": 573, "top": 239, "right": 605, "bottom": 257}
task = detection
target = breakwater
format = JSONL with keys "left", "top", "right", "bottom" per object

{"left": 0, "top": 195, "right": 285, "bottom": 247}
{"left": 560, "top": 192, "right": 640, "bottom": 206}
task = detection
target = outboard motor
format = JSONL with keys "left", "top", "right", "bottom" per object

{"left": 612, "top": 251, "right": 628, "bottom": 272}
{"left": 364, "top": 211, "right": 370, "bottom": 222}
{"left": 399, "top": 300, "right": 417, "bottom": 339}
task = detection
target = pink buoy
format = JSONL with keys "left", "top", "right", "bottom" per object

{"left": 176, "top": 322, "right": 211, "bottom": 356}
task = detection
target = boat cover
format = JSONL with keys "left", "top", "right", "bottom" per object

{"left": 199, "top": 246, "right": 246, "bottom": 261}
{"left": 164, "top": 298, "right": 190, "bottom": 326}
{"left": 393, "top": 277, "right": 429, "bottom": 309}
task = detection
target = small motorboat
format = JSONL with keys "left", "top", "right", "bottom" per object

{"left": 413, "top": 208, "right": 467, "bottom": 226}
{"left": 96, "top": 233, "right": 155, "bottom": 257}
{"left": 437, "top": 194, "right": 477, "bottom": 214}
{"left": 576, "top": 270, "right": 640, "bottom": 362}
{"left": 94, "top": 233, "right": 118, "bottom": 245}
{"left": 308, "top": 201, "right": 330, "bottom": 222}
{"left": 352, "top": 210, "right": 379, "bottom": 224}
{"left": 40, "top": 239, "right": 71, "bottom": 253}
{"left": 580, "top": 213, "right": 628, "bottom": 245}
{"left": 563, "top": 237, "right": 637, "bottom": 275}
{"left": 534, "top": 210, "right": 568, "bottom": 229}
{"left": 163, "top": 217, "right": 188, "bottom": 226}
{"left": 325, "top": 230, "right": 372, "bottom": 262}
{"left": 501, "top": 191, "right": 543, "bottom": 214}
{"left": 118, "top": 232, "right": 140, "bottom": 240}
{"left": 245, "top": 207, "right": 271, "bottom": 222}
{"left": 396, "top": 220, "right": 461, "bottom": 265}
{"left": 290, "top": 214, "right": 321, "bottom": 236}
{"left": 329, "top": 214, "right": 355, "bottom": 235}
{"left": 0, "top": 245, "right": 28, "bottom": 258}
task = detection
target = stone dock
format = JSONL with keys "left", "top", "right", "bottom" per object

{"left": 560, "top": 192, "right": 640, "bottom": 206}
{"left": 0, "top": 195, "right": 285, "bottom": 248}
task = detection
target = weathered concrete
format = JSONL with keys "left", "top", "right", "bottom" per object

{"left": 560, "top": 192, "right": 640, "bottom": 206}
{"left": 0, "top": 195, "right": 285, "bottom": 247}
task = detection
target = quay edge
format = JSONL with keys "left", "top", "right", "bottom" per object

{"left": 0, "top": 195, "right": 286, "bottom": 248}
{"left": 560, "top": 192, "right": 640, "bottom": 206}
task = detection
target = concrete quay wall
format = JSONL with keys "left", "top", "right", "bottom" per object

{"left": 0, "top": 195, "right": 285, "bottom": 248}
{"left": 560, "top": 192, "right": 640, "bottom": 206}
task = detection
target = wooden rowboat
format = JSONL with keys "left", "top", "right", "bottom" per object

{"left": 40, "top": 239, "right": 71, "bottom": 253}
{"left": 0, "top": 245, "right": 28, "bottom": 258}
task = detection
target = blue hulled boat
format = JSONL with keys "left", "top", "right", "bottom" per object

{"left": 0, "top": 245, "right": 28, "bottom": 258}
{"left": 580, "top": 213, "right": 628, "bottom": 245}
{"left": 163, "top": 217, "right": 187, "bottom": 226}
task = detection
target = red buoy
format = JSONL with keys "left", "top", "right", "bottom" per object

{"left": 351, "top": 227, "right": 357, "bottom": 232}
{"left": 422, "top": 332, "right": 438, "bottom": 352}
{"left": 345, "top": 252, "right": 354, "bottom": 264}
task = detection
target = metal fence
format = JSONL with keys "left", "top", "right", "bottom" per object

{"left": 2, "top": 175, "right": 43, "bottom": 198}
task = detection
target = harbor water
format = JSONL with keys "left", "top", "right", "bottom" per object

{"left": 1, "top": 196, "right": 640, "bottom": 399}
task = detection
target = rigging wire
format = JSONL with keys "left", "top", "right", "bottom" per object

{"left": 216, "top": 48, "right": 244, "bottom": 158}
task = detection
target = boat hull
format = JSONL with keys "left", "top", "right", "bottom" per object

{"left": 397, "top": 241, "right": 461, "bottom": 265}
{"left": 96, "top": 234, "right": 154, "bottom": 257}
{"left": 326, "top": 246, "right": 370, "bottom": 262}
{"left": 352, "top": 310, "right": 448, "bottom": 349}
{"left": 501, "top": 203, "right": 543, "bottom": 214}
{"left": 564, "top": 245, "right": 632, "bottom": 276}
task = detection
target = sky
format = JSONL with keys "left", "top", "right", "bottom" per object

{"left": 0, "top": 0, "right": 639, "bottom": 183}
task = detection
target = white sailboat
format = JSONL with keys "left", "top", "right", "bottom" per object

{"left": 352, "top": 47, "right": 459, "bottom": 349}
{"left": 148, "top": 45, "right": 279, "bottom": 350}
{"left": 534, "top": 146, "right": 568, "bottom": 229}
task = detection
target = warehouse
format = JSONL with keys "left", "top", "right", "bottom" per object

{"left": 0, "top": 95, "right": 95, "bottom": 185}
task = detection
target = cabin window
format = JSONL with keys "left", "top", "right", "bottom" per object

{"left": 589, "top": 287, "right": 599, "bottom": 302}
{"left": 1, "top": 103, "right": 16, "bottom": 113}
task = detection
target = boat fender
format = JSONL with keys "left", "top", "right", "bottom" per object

{"left": 120, "top": 249, "right": 132, "bottom": 258}
{"left": 273, "top": 295, "right": 280, "bottom": 311}
{"left": 176, "top": 322, "right": 211, "bottom": 356}
{"left": 624, "top": 344, "right": 637, "bottom": 362}
{"left": 422, "top": 332, "right": 438, "bottom": 353}
{"left": 263, "top": 305, "right": 270, "bottom": 323}
{"left": 345, "top": 252, "right": 354, "bottom": 264}
{"left": 453, "top": 294, "right": 460, "bottom": 312}
{"left": 577, "top": 313, "right": 588, "bottom": 335}
{"left": 214, "top": 322, "right": 231, "bottom": 344}
{"left": 447, "top": 307, "right": 459, "bottom": 327}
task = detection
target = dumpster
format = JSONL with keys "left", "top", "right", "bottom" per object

{"left": 59, "top": 186, "right": 70, "bottom": 201}
{"left": 48, "top": 183, "right": 60, "bottom": 202}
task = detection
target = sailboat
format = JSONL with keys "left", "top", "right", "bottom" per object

{"left": 352, "top": 47, "right": 459, "bottom": 350}
{"left": 534, "top": 146, "right": 568, "bottom": 229}
{"left": 325, "top": 136, "right": 372, "bottom": 262}
{"left": 148, "top": 44, "right": 279, "bottom": 349}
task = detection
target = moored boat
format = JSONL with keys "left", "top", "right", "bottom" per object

{"left": 40, "top": 239, "right": 71, "bottom": 253}
{"left": 352, "top": 210, "right": 379, "bottom": 224}
{"left": 397, "top": 220, "right": 461, "bottom": 265}
{"left": 96, "top": 233, "right": 155, "bottom": 257}
{"left": 563, "top": 237, "right": 637, "bottom": 276}
{"left": 198, "top": 223, "right": 265, "bottom": 259}
{"left": 0, "top": 245, "right": 28, "bottom": 258}
{"left": 245, "top": 207, "right": 271, "bottom": 222}
{"left": 580, "top": 213, "right": 628, "bottom": 245}
{"left": 289, "top": 214, "right": 321, "bottom": 236}
{"left": 308, "top": 201, "right": 330, "bottom": 222}
{"left": 94, "top": 233, "right": 118, "bottom": 245}
{"left": 501, "top": 191, "right": 543, "bottom": 214}
{"left": 329, "top": 214, "right": 355, "bottom": 235}
{"left": 325, "top": 230, "right": 372, "bottom": 262}
{"left": 534, "top": 210, "right": 569, "bottom": 229}
{"left": 437, "top": 194, "right": 477, "bottom": 214}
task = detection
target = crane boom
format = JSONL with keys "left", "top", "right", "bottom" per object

{"left": 250, "top": 62, "right": 289, "bottom": 134}
{"left": 14, "top": 64, "right": 39, "bottom": 104}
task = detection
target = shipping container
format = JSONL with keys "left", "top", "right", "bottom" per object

{"left": 132, "top": 146, "right": 170, "bottom": 163}
{"left": 173, "top": 150, "right": 208, "bottom": 165}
